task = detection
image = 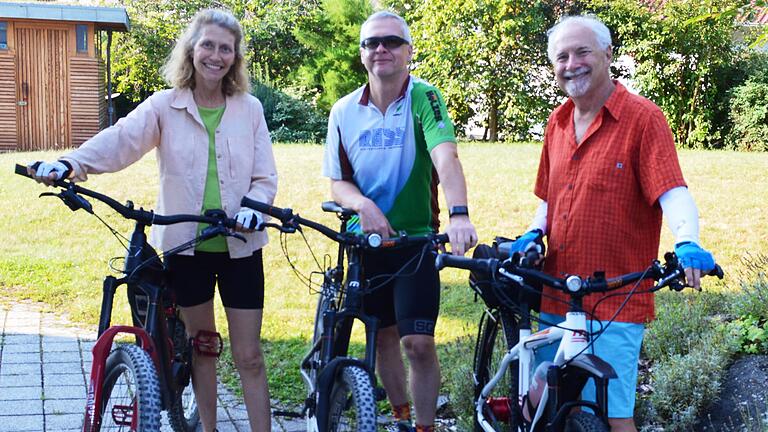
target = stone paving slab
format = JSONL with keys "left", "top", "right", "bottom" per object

{"left": 0, "top": 301, "right": 305, "bottom": 431}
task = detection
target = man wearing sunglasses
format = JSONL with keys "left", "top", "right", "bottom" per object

{"left": 322, "top": 10, "right": 477, "bottom": 432}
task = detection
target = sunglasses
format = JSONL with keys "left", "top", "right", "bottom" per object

{"left": 360, "top": 35, "right": 410, "bottom": 50}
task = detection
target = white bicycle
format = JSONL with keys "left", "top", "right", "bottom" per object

{"left": 436, "top": 242, "right": 723, "bottom": 432}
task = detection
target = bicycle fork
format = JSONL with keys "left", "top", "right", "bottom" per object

{"left": 83, "top": 276, "right": 158, "bottom": 432}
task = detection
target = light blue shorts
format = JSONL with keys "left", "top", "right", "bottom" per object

{"left": 533, "top": 312, "right": 645, "bottom": 419}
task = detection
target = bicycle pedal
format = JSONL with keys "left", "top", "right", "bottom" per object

{"left": 374, "top": 386, "right": 387, "bottom": 401}
{"left": 192, "top": 330, "right": 223, "bottom": 357}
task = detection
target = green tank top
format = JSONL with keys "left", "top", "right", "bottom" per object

{"left": 196, "top": 104, "right": 227, "bottom": 252}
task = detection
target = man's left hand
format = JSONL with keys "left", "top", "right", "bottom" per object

{"left": 674, "top": 241, "right": 715, "bottom": 290}
{"left": 446, "top": 215, "right": 477, "bottom": 256}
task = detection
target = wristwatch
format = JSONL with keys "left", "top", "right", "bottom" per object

{"left": 449, "top": 205, "right": 469, "bottom": 218}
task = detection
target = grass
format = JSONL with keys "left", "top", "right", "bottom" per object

{"left": 1, "top": 143, "right": 767, "bottom": 407}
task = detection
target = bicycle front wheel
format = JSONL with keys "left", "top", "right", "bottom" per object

{"left": 564, "top": 412, "right": 609, "bottom": 432}
{"left": 473, "top": 308, "right": 520, "bottom": 432}
{"left": 167, "top": 318, "right": 200, "bottom": 432}
{"left": 327, "top": 365, "right": 377, "bottom": 432}
{"left": 98, "top": 344, "right": 162, "bottom": 431}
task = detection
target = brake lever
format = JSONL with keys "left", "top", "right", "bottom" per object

{"left": 40, "top": 188, "right": 93, "bottom": 214}
{"left": 263, "top": 222, "right": 296, "bottom": 233}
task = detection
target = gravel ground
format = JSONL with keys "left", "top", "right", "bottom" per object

{"left": 695, "top": 355, "right": 768, "bottom": 432}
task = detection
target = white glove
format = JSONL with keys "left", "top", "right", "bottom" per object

{"left": 30, "top": 161, "right": 69, "bottom": 182}
{"left": 235, "top": 209, "right": 264, "bottom": 231}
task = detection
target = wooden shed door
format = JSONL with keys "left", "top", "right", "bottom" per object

{"left": 16, "top": 27, "right": 70, "bottom": 151}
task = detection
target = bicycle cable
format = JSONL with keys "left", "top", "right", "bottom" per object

{"left": 365, "top": 242, "right": 436, "bottom": 294}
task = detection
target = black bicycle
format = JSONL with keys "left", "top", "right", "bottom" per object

{"left": 16, "top": 164, "right": 242, "bottom": 432}
{"left": 241, "top": 197, "right": 448, "bottom": 432}
{"left": 436, "top": 238, "right": 723, "bottom": 432}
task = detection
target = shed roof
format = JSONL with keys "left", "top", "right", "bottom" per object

{"left": 0, "top": 2, "right": 129, "bottom": 31}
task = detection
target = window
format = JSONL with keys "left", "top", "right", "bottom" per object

{"left": 0, "top": 22, "right": 7, "bottom": 50}
{"left": 76, "top": 24, "right": 87, "bottom": 53}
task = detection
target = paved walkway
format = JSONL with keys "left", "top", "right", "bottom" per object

{"left": 0, "top": 301, "right": 305, "bottom": 432}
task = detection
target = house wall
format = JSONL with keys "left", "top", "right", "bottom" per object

{"left": 0, "top": 18, "right": 106, "bottom": 151}
{"left": 0, "top": 20, "right": 17, "bottom": 151}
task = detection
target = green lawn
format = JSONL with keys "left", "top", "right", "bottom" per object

{"left": 1, "top": 142, "right": 766, "bottom": 404}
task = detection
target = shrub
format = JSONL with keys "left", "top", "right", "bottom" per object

{"left": 646, "top": 341, "right": 728, "bottom": 431}
{"left": 252, "top": 82, "right": 327, "bottom": 143}
{"left": 644, "top": 290, "right": 737, "bottom": 361}
{"left": 728, "top": 79, "right": 768, "bottom": 152}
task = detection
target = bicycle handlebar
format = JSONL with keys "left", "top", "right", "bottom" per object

{"left": 435, "top": 252, "right": 723, "bottom": 294}
{"left": 241, "top": 196, "right": 449, "bottom": 249}
{"left": 15, "top": 163, "right": 239, "bottom": 229}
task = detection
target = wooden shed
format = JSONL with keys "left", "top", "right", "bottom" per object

{"left": 0, "top": 2, "right": 129, "bottom": 152}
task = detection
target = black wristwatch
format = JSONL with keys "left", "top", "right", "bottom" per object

{"left": 449, "top": 205, "right": 469, "bottom": 218}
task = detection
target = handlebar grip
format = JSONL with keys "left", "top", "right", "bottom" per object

{"left": 433, "top": 233, "right": 450, "bottom": 245}
{"left": 14, "top": 163, "right": 33, "bottom": 178}
{"left": 435, "top": 254, "right": 497, "bottom": 273}
{"left": 240, "top": 197, "right": 293, "bottom": 222}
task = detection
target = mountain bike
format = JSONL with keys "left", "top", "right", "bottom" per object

{"left": 16, "top": 164, "right": 243, "bottom": 432}
{"left": 436, "top": 239, "right": 723, "bottom": 432}
{"left": 241, "top": 197, "right": 448, "bottom": 432}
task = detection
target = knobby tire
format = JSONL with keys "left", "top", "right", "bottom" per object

{"left": 327, "top": 365, "right": 377, "bottom": 432}
{"left": 167, "top": 318, "right": 200, "bottom": 432}
{"left": 473, "top": 309, "right": 520, "bottom": 432}
{"left": 564, "top": 412, "right": 610, "bottom": 432}
{"left": 98, "top": 344, "right": 162, "bottom": 431}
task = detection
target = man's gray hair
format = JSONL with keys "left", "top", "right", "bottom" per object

{"left": 546, "top": 15, "right": 612, "bottom": 63}
{"left": 360, "top": 10, "right": 412, "bottom": 43}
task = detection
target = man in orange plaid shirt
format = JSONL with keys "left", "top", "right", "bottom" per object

{"left": 508, "top": 15, "right": 716, "bottom": 431}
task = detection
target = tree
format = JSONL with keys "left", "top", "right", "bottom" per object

{"left": 590, "top": 0, "right": 741, "bottom": 149}
{"left": 107, "top": 0, "right": 216, "bottom": 102}
{"left": 292, "top": 0, "right": 372, "bottom": 112}
{"left": 236, "top": 0, "right": 318, "bottom": 86}
{"left": 386, "top": 0, "right": 570, "bottom": 141}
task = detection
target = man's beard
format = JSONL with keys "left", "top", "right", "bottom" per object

{"left": 562, "top": 66, "right": 591, "bottom": 97}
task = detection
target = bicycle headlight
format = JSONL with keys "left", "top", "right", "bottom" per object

{"left": 566, "top": 275, "right": 582, "bottom": 292}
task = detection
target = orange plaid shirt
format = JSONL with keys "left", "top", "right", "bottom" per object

{"left": 534, "top": 82, "right": 686, "bottom": 323}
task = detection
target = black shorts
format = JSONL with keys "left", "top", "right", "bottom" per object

{"left": 362, "top": 244, "right": 440, "bottom": 337}
{"left": 165, "top": 250, "right": 265, "bottom": 309}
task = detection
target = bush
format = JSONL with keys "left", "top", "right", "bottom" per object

{"left": 728, "top": 79, "right": 768, "bottom": 152}
{"left": 644, "top": 290, "right": 737, "bottom": 361}
{"left": 645, "top": 342, "right": 728, "bottom": 431}
{"left": 252, "top": 82, "right": 327, "bottom": 143}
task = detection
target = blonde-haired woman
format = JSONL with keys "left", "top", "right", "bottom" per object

{"left": 29, "top": 9, "right": 276, "bottom": 432}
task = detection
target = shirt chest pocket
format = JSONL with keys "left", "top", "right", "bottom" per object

{"left": 225, "top": 136, "right": 255, "bottom": 180}
{"left": 584, "top": 157, "right": 633, "bottom": 194}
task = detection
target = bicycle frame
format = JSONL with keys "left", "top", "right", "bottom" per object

{"left": 477, "top": 310, "right": 613, "bottom": 432}
{"left": 437, "top": 248, "right": 723, "bottom": 432}
{"left": 84, "top": 222, "right": 184, "bottom": 431}
{"left": 241, "top": 197, "right": 447, "bottom": 432}
{"left": 299, "top": 209, "right": 382, "bottom": 431}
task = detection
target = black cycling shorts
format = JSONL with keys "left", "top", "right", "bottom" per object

{"left": 166, "top": 250, "right": 265, "bottom": 309}
{"left": 361, "top": 244, "right": 440, "bottom": 337}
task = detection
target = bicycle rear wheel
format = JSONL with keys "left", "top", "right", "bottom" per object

{"left": 98, "top": 344, "right": 162, "bottom": 431}
{"left": 473, "top": 308, "right": 520, "bottom": 432}
{"left": 327, "top": 365, "right": 377, "bottom": 432}
{"left": 167, "top": 318, "right": 200, "bottom": 432}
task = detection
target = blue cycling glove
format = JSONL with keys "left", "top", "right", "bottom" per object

{"left": 674, "top": 241, "right": 715, "bottom": 272}
{"left": 509, "top": 229, "right": 545, "bottom": 254}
